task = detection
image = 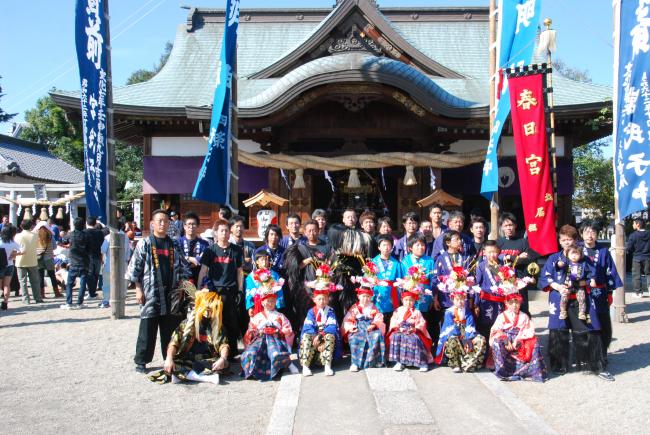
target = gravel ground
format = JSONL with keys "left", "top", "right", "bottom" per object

{"left": 512, "top": 280, "right": 650, "bottom": 434}
{"left": 0, "top": 291, "right": 278, "bottom": 434}
{"left": 1, "top": 277, "right": 649, "bottom": 434}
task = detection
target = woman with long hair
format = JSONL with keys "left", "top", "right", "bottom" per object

{"left": 0, "top": 225, "right": 20, "bottom": 310}
{"left": 36, "top": 222, "right": 60, "bottom": 298}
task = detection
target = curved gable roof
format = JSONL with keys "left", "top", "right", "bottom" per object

{"left": 249, "top": 0, "right": 464, "bottom": 80}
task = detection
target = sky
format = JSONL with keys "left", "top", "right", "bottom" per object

{"left": 1, "top": 0, "right": 615, "bottom": 135}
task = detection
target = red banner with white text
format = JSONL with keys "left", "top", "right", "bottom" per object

{"left": 508, "top": 73, "right": 557, "bottom": 255}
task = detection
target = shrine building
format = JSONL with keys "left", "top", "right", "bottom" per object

{"left": 52, "top": 0, "right": 612, "bottom": 236}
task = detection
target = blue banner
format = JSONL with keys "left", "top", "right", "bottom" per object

{"left": 193, "top": 0, "right": 240, "bottom": 205}
{"left": 75, "top": 0, "right": 109, "bottom": 222}
{"left": 614, "top": 0, "right": 650, "bottom": 219}
{"left": 480, "top": 0, "right": 542, "bottom": 199}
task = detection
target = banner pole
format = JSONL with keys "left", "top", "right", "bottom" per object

{"left": 542, "top": 19, "right": 559, "bottom": 228}
{"left": 230, "top": 48, "right": 239, "bottom": 213}
{"left": 102, "top": 0, "right": 126, "bottom": 319}
{"left": 611, "top": 0, "right": 627, "bottom": 323}
{"left": 488, "top": 0, "right": 499, "bottom": 240}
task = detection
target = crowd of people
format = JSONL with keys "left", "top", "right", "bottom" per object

{"left": 123, "top": 204, "right": 622, "bottom": 384}
{"left": 0, "top": 215, "right": 116, "bottom": 311}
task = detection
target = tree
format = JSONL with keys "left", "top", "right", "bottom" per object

{"left": 573, "top": 139, "right": 615, "bottom": 223}
{"left": 126, "top": 41, "right": 173, "bottom": 85}
{"left": 20, "top": 93, "right": 85, "bottom": 169}
{"left": 0, "top": 76, "right": 17, "bottom": 123}
{"left": 552, "top": 58, "right": 592, "bottom": 83}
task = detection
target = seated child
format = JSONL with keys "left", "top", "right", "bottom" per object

{"left": 149, "top": 289, "right": 229, "bottom": 384}
{"left": 557, "top": 244, "right": 596, "bottom": 320}
{"left": 490, "top": 290, "right": 547, "bottom": 382}
{"left": 435, "top": 286, "right": 486, "bottom": 373}
{"left": 241, "top": 281, "right": 298, "bottom": 380}
{"left": 386, "top": 279, "right": 433, "bottom": 372}
{"left": 300, "top": 268, "right": 342, "bottom": 376}
{"left": 245, "top": 251, "right": 286, "bottom": 317}
{"left": 342, "top": 274, "right": 386, "bottom": 371}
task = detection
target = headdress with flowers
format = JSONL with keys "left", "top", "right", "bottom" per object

{"left": 305, "top": 263, "right": 343, "bottom": 295}
{"left": 492, "top": 265, "right": 532, "bottom": 300}
{"left": 252, "top": 268, "right": 285, "bottom": 300}
{"left": 395, "top": 264, "right": 431, "bottom": 299}
{"left": 351, "top": 261, "right": 389, "bottom": 294}
{"left": 437, "top": 265, "right": 479, "bottom": 298}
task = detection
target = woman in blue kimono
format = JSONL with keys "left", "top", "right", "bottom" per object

{"left": 540, "top": 225, "right": 613, "bottom": 381}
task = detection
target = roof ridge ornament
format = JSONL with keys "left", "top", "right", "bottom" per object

{"left": 335, "top": 0, "right": 378, "bottom": 9}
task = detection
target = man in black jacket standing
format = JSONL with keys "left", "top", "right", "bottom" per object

{"left": 84, "top": 217, "right": 110, "bottom": 299}
{"left": 60, "top": 217, "right": 89, "bottom": 309}
{"left": 626, "top": 217, "right": 650, "bottom": 297}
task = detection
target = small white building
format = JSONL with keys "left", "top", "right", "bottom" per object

{"left": 0, "top": 133, "right": 85, "bottom": 228}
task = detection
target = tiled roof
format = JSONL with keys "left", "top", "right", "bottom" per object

{"left": 0, "top": 134, "right": 83, "bottom": 184}
{"left": 52, "top": 3, "right": 611, "bottom": 113}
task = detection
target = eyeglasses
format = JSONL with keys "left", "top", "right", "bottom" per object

{"left": 184, "top": 222, "right": 198, "bottom": 227}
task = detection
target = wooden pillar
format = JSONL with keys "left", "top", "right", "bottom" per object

{"left": 143, "top": 193, "right": 152, "bottom": 235}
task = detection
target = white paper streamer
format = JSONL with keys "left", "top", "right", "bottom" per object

{"left": 48, "top": 205, "right": 53, "bottom": 217}
{"left": 65, "top": 202, "right": 70, "bottom": 214}
{"left": 324, "top": 171, "right": 335, "bottom": 192}
{"left": 17, "top": 205, "right": 22, "bottom": 216}
{"left": 32, "top": 204, "right": 36, "bottom": 215}
{"left": 381, "top": 167, "right": 387, "bottom": 190}
{"left": 429, "top": 167, "right": 436, "bottom": 191}
{"left": 280, "top": 169, "right": 291, "bottom": 191}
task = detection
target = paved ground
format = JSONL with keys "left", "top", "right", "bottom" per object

{"left": 1, "top": 277, "right": 649, "bottom": 434}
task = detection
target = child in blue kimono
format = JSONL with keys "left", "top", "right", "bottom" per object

{"left": 401, "top": 234, "right": 436, "bottom": 339}
{"left": 433, "top": 231, "right": 473, "bottom": 311}
{"left": 245, "top": 251, "right": 285, "bottom": 317}
{"left": 300, "top": 287, "right": 342, "bottom": 377}
{"left": 372, "top": 235, "right": 403, "bottom": 327}
{"left": 435, "top": 289, "right": 486, "bottom": 373}
{"left": 558, "top": 245, "right": 596, "bottom": 321}
{"left": 474, "top": 240, "right": 505, "bottom": 340}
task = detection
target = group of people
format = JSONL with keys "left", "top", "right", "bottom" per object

{"left": 0, "top": 215, "right": 114, "bottom": 312}
{"left": 125, "top": 204, "right": 621, "bottom": 384}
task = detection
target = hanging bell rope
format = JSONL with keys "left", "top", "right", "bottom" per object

{"left": 238, "top": 149, "right": 486, "bottom": 171}
{"left": 293, "top": 169, "right": 306, "bottom": 189}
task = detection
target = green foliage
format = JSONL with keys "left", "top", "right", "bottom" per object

{"left": 115, "top": 141, "right": 143, "bottom": 202}
{"left": 125, "top": 41, "right": 173, "bottom": 85}
{"left": 20, "top": 93, "right": 85, "bottom": 170}
{"left": 0, "top": 76, "right": 17, "bottom": 123}
{"left": 573, "top": 139, "right": 615, "bottom": 220}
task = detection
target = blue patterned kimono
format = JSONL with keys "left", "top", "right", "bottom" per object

{"left": 431, "top": 231, "right": 476, "bottom": 261}
{"left": 244, "top": 270, "right": 286, "bottom": 310}
{"left": 401, "top": 254, "right": 435, "bottom": 312}
{"left": 474, "top": 260, "right": 505, "bottom": 327}
{"left": 300, "top": 306, "right": 342, "bottom": 359}
{"left": 372, "top": 255, "right": 403, "bottom": 313}
{"left": 435, "top": 306, "right": 479, "bottom": 361}
{"left": 540, "top": 252, "right": 601, "bottom": 331}
{"left": 432, "top": 251, "right": 472, "bottom": 309}
{"left": 581, "top": 243, "right": 623, "bottom": 314}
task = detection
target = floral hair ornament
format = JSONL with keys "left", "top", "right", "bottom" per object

{"left": 352, "top": 260, "right": 390, "bottom": 295}
{"left": 437, "top": 265, "right": 480, "bottom": 298}
{"left": 252, "top": 268, "right": 284, "bottom": 301}
{"left": 306, "top": 263, "right": 343, "bottom": 296}
{"left": 395, "top": 264, "right": 431, "bottom": 300}
{"left": 492, "top": 265, "right": 532, "bottom": 301}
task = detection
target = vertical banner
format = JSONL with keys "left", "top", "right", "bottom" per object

{"left": 75, "top": 0, "right": 109, "bottom": 222}
{"left": 193, "top": 0, "right": 240, "bottom": 205}
{"left": 508, "top": 72, "right": 557, "bottom": 255}
{"left": 614, "top": 0, "right": 650, "bottom": 219}
{"left": 480, "top": 0, "right": 542, "bottom": 199}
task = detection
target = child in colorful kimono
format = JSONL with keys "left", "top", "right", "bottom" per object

{"left": 387, "top": 277, "right": 434, "bottom": 372}
{"left": 241, "top": 279, "right": 298, "bottom": 380}
{"left": 435, "top": 285, "right": 485, "bottom": 373}
{"left": 343, "top": 276, "right": 386, "bottom": 371}
{"left": 433, "top": 230, "right": 473, "bottom": 311}
{"left": 149, "top": 289, "right": 229, "bottom": 384}
{"left": 474, "top": 241, "right": 505, "bottom": 340}
{"left": 245, "top": 251, "right": 286, "bottom": 317}
{"left": 300, "top": 265, "right": 342, "bottom": 376}
{"left": 401, "top": 235, "right": 436, "bottom": 339}
{"left": 558, "top": 245, "right": 596, "bottom": 321}
{"left": 372, "top": 235, "right": 403, "bottom": 327}
{"left": 490, "top": 290, "right": 547, "bottom": 382}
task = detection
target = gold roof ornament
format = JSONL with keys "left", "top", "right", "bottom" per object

{"left": 242, "top": 190, "right": 289, "bottom": 208}
{"left": 416, "top": 189, "right": 463, "bottom": 208}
